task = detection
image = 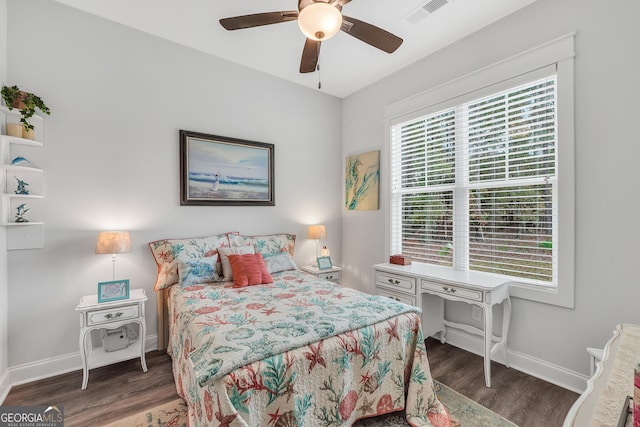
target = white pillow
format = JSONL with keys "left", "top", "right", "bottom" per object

{"left": 218, "top": 246, "right": 255, "bottom": 280}
{"left": 263, "top": 252, "right": 298, "bottom": 274}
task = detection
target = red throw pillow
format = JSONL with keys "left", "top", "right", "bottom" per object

{"left": 228, "top": 253, "right": 273, "bottom": 287}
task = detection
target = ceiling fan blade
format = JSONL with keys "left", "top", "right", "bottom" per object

{"left": 336, "top": 0, "right": 352, "bottom": 6}
{"left": 341, "top": 15, "right": 403, "bottom": 53}
{"left": 220, "top": 11, "right": 298, "bottom": 30}
{"left": 300, "top": 39, "right": 321, "bottom": 73}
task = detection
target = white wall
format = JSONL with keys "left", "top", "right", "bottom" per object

{"left": 0, "top": 0, "right": 9, "bottom": 402}
{"left": 5, "top": 0, "right": 342, "bottom": 379}
{"left": 342, "top": 0, "right": 640, "bottom": 383}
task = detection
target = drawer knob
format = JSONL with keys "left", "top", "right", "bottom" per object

{"left": 388, "top": 279, "right": 400, "bottom": 285}
{"left": 442, "top": 286, "right": 456, "bottom": 294}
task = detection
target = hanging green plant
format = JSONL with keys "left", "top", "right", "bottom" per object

{"left": 1, "top": 85, "right": 51, "bottom": 131}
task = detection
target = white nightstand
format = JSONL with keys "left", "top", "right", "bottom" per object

{"left": 76, "top": 288, "right": 148, "bottom": 389}
{"left": 300, "top": 265, "right": 342, "bottom": 284}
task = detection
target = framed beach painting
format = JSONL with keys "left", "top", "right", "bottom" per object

{"left": 180, "top": 130, "right": 275, "bottom": 206}
{"left": 345, "top": 150, "right": 380, "bottom": 210}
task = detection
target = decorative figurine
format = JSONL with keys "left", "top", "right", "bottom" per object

{"left": 14, "top": 177, "right": 29, "bottom": 195}
{"left": 11, "top": 156, "right": 32, "bottom": 167}
{"left": 15, "top": 204, "right": 30, "bottom": 223}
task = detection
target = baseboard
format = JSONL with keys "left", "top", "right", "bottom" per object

{"left": 437, "top": 328, "right": 588, "bottom": 394}
{"left": 5, "top": 334, "right": 158, "bottom": 391}
{"left": 0, "top": 368, "right": 10, "bottom": 404}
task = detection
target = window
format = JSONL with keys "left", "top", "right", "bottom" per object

{"left": 392, "top": 76, "right": 557, "bottom": 283}
{"left": 385, "top": 34, "right": 574, "bottom": 307}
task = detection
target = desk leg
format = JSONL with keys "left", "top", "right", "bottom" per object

{"left": 502, "top": 297, "right": 512, "bottom": 368}
{"left": 421, "top": 293, "right": 446, "bottom": 343}
{"left": 483, "top": 305, "right": 493, "bottom": 388}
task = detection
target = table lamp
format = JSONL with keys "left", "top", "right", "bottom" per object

{"left": 307, "top": 224, "right": 326, "bottom": 259}
{"left": 96, "top": 231, "right": 131, "bottom": 280}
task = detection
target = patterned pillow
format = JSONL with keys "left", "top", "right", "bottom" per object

{"left": 228, "top": 233, "right": 296, "bottom": 257}
{"left": 148, "top": 233, "right": 231, "bottom": 290}
{"left": 263, "top": 252, "right": 298, "bottom": 274}
{"left": 178, "top": 255, "right": 219, "bottom": 286}
{"left": 228, "top": 253, "right": 273, "bottom": 287}
{"left": 218, "top": 245, "right": 256, "bottom": 281}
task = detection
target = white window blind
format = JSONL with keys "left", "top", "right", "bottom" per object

{"left": 391, "top": 75, "right": 557, "bottom": 286}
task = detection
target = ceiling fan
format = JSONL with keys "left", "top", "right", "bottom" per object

{"left": 220, "top": 0, "right": 403, "bottom": 73}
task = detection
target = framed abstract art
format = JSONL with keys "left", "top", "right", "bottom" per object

{"left": 345, "top": 150, "right": 380, "bottom": 210}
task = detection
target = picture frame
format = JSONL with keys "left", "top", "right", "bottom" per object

{"left": 97, "top": 279, "right": 130, "bottom": 303}
{"left": 316, "top": 256, "right": 333, "bottom": 270}
{"left": 345, "top": 150, "right": 380, "bottom": 211}
{"left": 180, "top": 130, "right": 275, "bottom": 206}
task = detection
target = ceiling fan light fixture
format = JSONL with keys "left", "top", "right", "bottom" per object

{"left": 297, "top": 3, "right": 343, "bottom": 41}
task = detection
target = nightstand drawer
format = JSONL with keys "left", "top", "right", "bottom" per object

{"left": 88, "top": 305, "right": 139, "bottom": 326}
{"left": 375, "top": 270, "right": 416, "bottom": 294}
{"left": 317, "top": 271, "right": 341, "bottom": 283}
{"left": 375, "top": 286, "right": 416, "bottom": 306}
{"left": 421, "top": 280, "right": 482, "bottom": 302}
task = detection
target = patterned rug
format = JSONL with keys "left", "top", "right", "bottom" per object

{"left": 104, "top": 381, "right": 516, "bottom": 426}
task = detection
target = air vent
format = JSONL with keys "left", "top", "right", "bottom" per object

{"left": 405, "top": 0, "right": 450, "bottom": 24}
{"left": 422, "top": 0, "right": 449, "bottom": 14}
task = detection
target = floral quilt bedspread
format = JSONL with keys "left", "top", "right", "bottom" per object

{"left": 168, "top": 270, "right": 451, "bottom": 427}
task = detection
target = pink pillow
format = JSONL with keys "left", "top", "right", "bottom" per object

{"left": 228, "top": 253, "right": 273, "bottom": 288}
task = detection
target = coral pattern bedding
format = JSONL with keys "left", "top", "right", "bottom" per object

{"left": 167, "top": 269, "right": 451, "bottom": 426}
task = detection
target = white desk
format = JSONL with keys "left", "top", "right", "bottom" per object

{"left": 373, "top": 263, "right": 511, "bottom": 387}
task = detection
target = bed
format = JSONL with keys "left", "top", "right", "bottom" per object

{"left": 151, "top": 232, "right": 451, "bottom": 427}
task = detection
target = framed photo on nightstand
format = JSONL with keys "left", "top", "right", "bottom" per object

{"left": 98, "top": 279, "right": 130, "bottom": 303}
{"left": 316, "top": 256, "right": 333, "bottom": 270}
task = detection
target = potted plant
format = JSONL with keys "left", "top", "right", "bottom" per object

{"left": 1, "top": 85, "right": 51, "bottom": 139}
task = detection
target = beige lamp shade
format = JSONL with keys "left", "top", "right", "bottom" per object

{"left": 307, "top": 225, "right": 327, "bottom": 240}
{"left": 95, "top": 231, "right": 132, "bottom": 254}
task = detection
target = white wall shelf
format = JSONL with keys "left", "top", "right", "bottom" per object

{"left": 4, "top": 164, "right": 43, "bottom": 173}
{"left": 0, "top": 105, "right": 45, "bottom": 250}
{"left": 4, "top": 194, "right": 43, "bottom": 199}
{"left": 0, "top": 135, "right": 43, "bottom": 147}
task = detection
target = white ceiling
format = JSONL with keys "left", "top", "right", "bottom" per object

{"left": 53, "top": 0, "right": 536, "bottom": 98}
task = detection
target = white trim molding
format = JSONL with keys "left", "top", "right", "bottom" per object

{"left": 384, "top": 33, "right": 576, "bottom": 308}
{"left": 441, "top": 328, "right": 587, "bottom": 394}
{"left": 0, "top": 368, "right": 10, "bottom": 404}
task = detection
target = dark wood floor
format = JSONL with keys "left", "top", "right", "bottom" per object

{"left": 3, "top": 351, "right": 179, "bottom": 426}
{"left": 425, "top": 338, "right": 579, "bottom": 427}
{"left": 3, "top": 340, "right": 579, "bottom": 426}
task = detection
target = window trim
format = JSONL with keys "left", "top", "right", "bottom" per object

{"left": 384, "top": 33, "right": 575, "bottom": 308}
